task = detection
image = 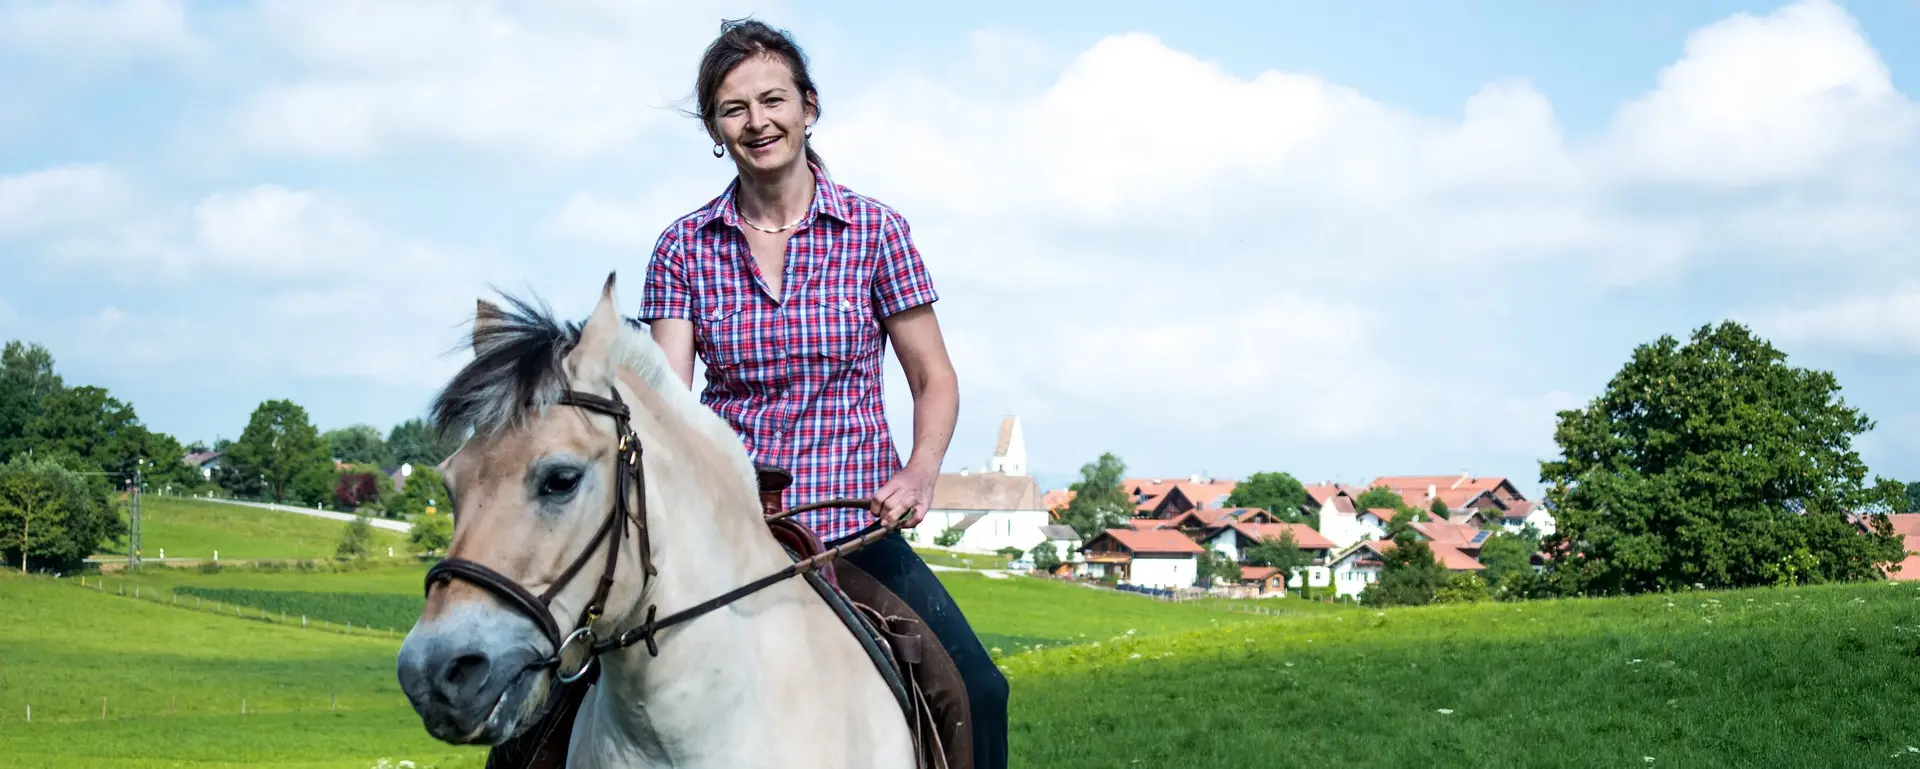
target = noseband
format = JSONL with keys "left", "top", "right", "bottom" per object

{"left": 423, "top": 385, "right": 898, "bottom": 684}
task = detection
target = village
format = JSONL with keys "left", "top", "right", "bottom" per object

{"left": 911, "top": 416, "right": 1564, "bottom": 600}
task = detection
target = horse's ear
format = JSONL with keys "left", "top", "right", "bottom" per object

{"left": 473, "top": 299, "right": 506, "bottom": 353}
{"left": 575, "top": 273, "right": 621, "bottom": 358}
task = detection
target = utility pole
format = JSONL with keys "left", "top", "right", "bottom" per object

{"left": 129, "top": 465, "right": 142, "bottom": 571}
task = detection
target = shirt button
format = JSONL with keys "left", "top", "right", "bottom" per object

{"left": 839, "top": 300, "right": 851, "bottom": 311}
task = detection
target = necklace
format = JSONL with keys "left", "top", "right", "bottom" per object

{"left": 740, "top": 212, "right": 805, "bottom": 234}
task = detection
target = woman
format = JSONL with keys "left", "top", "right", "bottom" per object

{"left": 637, "top": 18, "right": 1009, "bottom": 769}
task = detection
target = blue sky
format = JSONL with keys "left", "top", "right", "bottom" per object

{"left": 4, "top": 0, "right": 1920, "bottom": 499}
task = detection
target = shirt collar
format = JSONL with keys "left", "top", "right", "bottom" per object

{"left": 699, "top": 162, "right": 849, "bottom": 231}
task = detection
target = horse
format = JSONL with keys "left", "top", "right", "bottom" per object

{"left": 394, "top": 274, "right": 927, "bottom": 769}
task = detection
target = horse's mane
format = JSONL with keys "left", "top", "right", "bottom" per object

{"left": 428, "top": 291, "right": 755, "bottom": 488}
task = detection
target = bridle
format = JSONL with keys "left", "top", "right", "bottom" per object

{"left": 423, "top": 385, "right": 901, "bottom": 685}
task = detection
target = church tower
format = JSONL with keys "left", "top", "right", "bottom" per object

{"left": 988, "top": 415, "right": 1027, "bottom": 477}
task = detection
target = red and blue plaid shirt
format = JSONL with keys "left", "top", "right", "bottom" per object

{"left": 638, "top": 165, "right": 939, "bottom": 543}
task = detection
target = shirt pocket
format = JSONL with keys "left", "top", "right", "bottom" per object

{"left": 802, "top": 282, "right": 878, "bottom": 362}
{"left": 694, "top": 303, "right": 772, "bottom": 369}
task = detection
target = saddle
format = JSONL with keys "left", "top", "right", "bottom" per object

{"left": 481, "top": 464, "right": 972, "bottom": 769}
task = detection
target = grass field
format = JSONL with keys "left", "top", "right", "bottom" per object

{"left": 94, "top": 496, "right": 410, "bottom": 563}
{"left": 18, "top": 558, "right": 1920, "bottom": 767}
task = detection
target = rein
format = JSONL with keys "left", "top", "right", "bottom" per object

{"left": 422, "top": 385, "right": 903, "bottom": 685}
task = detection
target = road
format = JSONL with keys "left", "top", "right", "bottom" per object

{"left": 197, "top": 497, "right": 413, "bottom": 533}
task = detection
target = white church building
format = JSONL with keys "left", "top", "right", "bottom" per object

{"left": 911, "top": 416, "right": 1054, "bottom": 554}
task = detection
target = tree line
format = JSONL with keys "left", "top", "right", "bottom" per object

{"left": 1051, "top": 321, "right": 1916, "bottom": 606}
{"left": 0, "top": 339, "right": 462, "bottom": 573}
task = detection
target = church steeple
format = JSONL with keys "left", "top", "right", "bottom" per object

{"left": 988, "top": 415, "right": 1026, "bottom": 476}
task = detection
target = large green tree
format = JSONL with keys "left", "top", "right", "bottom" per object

{"left": 227, "top": 400, "right": 333, "bottom": 504}
{"left": 388, "top": 418, "right": 461, "bottom": 468}
{"left": 24, "top": 386, "right": 150, "bottom": 478}
{"left": 1538, "top": 322, "right": 1906, "bottom": 595}
{"left": 0, "top": 341, "right": 63, "bottom": 461}
{"left": 1362, "top": 529, "right": 1449, "bottom": 607}
{"left": 1059, "top": 452, "right": 1132, "bottom": 539}
{"left": 1226, "top": 471, "right": 1309, "bottom": 522}
{"left": 1475, "top": 533, "right": 1536, "bottom": 596}
{"left": 0, "top": 455, "right": 120, "bottom": 573}
{"left": 1246, "top": 528, "right": 1316, "bottom": 596}
{"left": 324, "top": 424, "right": 395, "bottom": 467}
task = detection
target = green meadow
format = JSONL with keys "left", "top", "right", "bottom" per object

{"left": 11, "top": 553, "right": 1920, "bottom": 767}
{"left": 94, "top": 496, "right": 410, "bottom": 563}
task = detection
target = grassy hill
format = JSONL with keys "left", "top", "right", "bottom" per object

{"left": 94, "top": 496, "right": 410, "bottom": 563}
{"left": 14, "top": 562, "right": 1919, "bottom": 767}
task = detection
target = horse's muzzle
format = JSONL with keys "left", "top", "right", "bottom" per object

{"left": 397, "top": 619, "right": 551, "bottom": 745}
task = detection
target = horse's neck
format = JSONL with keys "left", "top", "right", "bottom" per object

{"left": 570, "top": 461, "right": 794, "bottom": 766}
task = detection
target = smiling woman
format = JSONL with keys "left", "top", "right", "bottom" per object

{"left": 636, "top": 17, "right": 1008, "bottom": 769}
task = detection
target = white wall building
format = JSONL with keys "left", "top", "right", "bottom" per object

{"left": 914, "top": 415, "right": 1051, "bottom": 553}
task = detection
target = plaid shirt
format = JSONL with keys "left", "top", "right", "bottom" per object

{"left": 637, "top": 165, "right": 939, "bottom": 543}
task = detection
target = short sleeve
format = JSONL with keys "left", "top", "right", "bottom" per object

{"left": 871, "top": 210, "right": 939, "bottom": 318}
{"left": 637, "top": 228, "right": 693, "bottom": 321}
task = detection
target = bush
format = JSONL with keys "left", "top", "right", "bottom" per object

{"left": 1434, "top": 572, "right": 1491, "bottom": 604}
{"left": 934, "top": 527, "right": 964, "bottom": 547}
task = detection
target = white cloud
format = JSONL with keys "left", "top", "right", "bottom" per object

{"left": 0, "top": 0, "right": 199, "bottom": 67}
{"left": 222, "top": 0, "right": 772, "bottom": 160}
{"left": 1744, "top": 283, "right": 1920, "bottom": 356}
{"left": 795, "top": 0, "right": 1920, "bottom": 452}
{"left": 0, "top": 164, "right": 134, "bottom": 240}
{"left": 1601, "top": 0, "right": 1918, "bottom": 188}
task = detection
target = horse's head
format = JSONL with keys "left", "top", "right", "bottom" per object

{"left": 396, "top": 275, "right": 664, "bottom": 745}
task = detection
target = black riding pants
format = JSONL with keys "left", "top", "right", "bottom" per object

{"left": 841, "top": 530, "right": 1009, "bottom": 769}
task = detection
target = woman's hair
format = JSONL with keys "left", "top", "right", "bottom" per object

{"left": 694, "top": 18, "right": 825, "bottom": 172}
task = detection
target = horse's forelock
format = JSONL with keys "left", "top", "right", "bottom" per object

{"left": 430, "top": 292, "right": 583, "bottom": 443}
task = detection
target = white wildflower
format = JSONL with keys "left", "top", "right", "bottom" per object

{"left": 1437, "top": 709, "right": 1453, "bottom": 715}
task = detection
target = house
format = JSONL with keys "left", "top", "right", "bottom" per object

{"left": 1861, "top": 513, "right": 1920, "bottom": 581}
{"left": 1365, "top": 472, "right": 1552, "bottom": 531}
{"left": 1123, "top": 475, "right": 1238, "bottom": 518}
{"left": 915, "top": 416, "right": 1051, "bottom": 552}
{"left": 1497, "top": 499, "right": 1558, "bottom": 537}
{"left": 1234, "top": 566, "right": 1290, "bottom": 597}
{"left": 1327, "top": 533, "right": 1488, "bottom": 600}
{"left": 918, "top": 471, "right": 1051, "bottom": 552}
{"left": 183, "top": 450, "right": 226, "bottom": 480}
{"left": 1329, "top": 540, "right": 1391, "bottom": 598}
{"left": 1036, "top": 524, "right": 1086, "bottom": 576}
{"left": 1199, "top": 521, "right": 1337, "bottom": 591}
{"left": 1080, "top": 528, "right": 1204, "bottom": 589}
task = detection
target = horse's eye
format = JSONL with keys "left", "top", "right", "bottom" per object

{"left": 540, "top": 469, "right": 583, "bottom": 498}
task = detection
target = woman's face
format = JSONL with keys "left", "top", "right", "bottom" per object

{"left": 710, "top": 54, "right": 815, "bottom": 176}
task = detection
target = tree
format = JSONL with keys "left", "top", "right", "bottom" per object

{"left": 1355, "top": 485, "right": 1421, "bottom": 522}
{"left": 1433, "top": 572, "right": 1490, "bottom": 604}
{"left": 1059, "top": 452, "right": 1132, "bottom": 539}
{"left": 1361, "top": 529, "right": 1449, "bottom": 607}
{"left": 1906, "top": 481, "right": 1920, "bottom": 513}
{"left": 324, "top": 424, "right": 395, "bottom": 467}
{"left": 1030, "top": 541, "right": 1061, "bottom": 573}
{"left": 1475, "top": 533, "right": 1536, "bottom": 596}
{"left": 1226, "top": 471, "right": 1309, "bottom": 522}
{"left": 226, "top": 400, "right": 332, "bottom": 504}
{"left": 409, "top": 512, "right": 453, "bottom": 556}
{"left": 388, "top": 418, "right": 460, "bottom": 468}
{"left": 1246, "top": 529, "right": 1315, "bottom": 596}
{"left": 24, "top": 385, "right": 150, "bottom": 477}
{"left": 336, "top": 512, "right": 374, "bottom": 559}
{"left": 1430, "top": 498, "right": 1450, "bottom": 518}
{"left": 0, "top": 455, "right": 118, "bottom": 573}
{"left": 0, "top": 341, "right": 63, "bottom": 461}
{"left": 1539, "top": 322, "right": 1907, "bottom": 595}
{"left": 1196, "top": 547, "right": 1240, "bottom": 586}
{"left": 394, "top": 466, "right": 452, "bottom": 519}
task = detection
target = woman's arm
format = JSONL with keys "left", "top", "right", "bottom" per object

{"left": 872, "top": 303, "right": 958, "bottom": 527}
{"left": 648, "top": 318, "right": 697, "bottom": 390}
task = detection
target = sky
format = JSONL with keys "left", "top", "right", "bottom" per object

{"left": 3, "top": 0, "right": 1920, "bottom": 499}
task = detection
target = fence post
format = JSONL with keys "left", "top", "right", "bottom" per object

{"left": 25, "top": 704, "right": 29, "bottom": 723}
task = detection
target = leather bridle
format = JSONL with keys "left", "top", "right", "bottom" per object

{"left": 423, "top": 385, "right": 900, "bottom": 685}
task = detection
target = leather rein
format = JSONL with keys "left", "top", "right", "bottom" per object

{"left": 423, "top": 386, "right": 902, "bottom": 684}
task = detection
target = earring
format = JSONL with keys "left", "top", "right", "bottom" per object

{"left": 712, "top": 143, "right": 724, "bottom": 158}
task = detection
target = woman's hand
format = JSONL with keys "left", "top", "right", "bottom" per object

{"left": 873, "top": 464, "right": 937, "bottom": 527}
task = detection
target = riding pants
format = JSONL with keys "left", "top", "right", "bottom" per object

{"left": 841, "top": 530, "right": 1009, "bottom": 769}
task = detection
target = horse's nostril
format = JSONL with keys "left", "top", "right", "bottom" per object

{"left": 439, "top": 652, "right": 492, "bottom": 701}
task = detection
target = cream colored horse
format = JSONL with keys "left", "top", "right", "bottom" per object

{"left": 395, "top": 276, "right": 915, "bottom": 769}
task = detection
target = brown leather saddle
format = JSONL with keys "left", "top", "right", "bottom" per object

{"left": 481, "top": 464, "right": 972, "bottom": 769}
